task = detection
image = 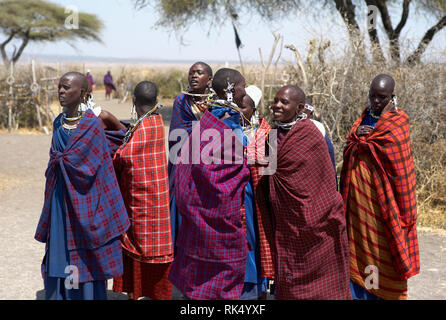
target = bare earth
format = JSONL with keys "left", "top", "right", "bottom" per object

{"left": 0, "top": 95, "right": 445, "bottom": 300}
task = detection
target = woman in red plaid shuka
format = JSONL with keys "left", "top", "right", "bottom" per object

{"left": 112, "top": 81, "right": 173, "bottom": 300}
{"left": 267, "top": 86, "right": 351, "bottom": 300}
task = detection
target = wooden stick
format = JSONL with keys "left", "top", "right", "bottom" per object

{"left": 32, "top": 60, "right": 44, "bottom": 132}
{"left": 285, "top": 44, "right": 308, "bottom": 90}
{"left": 259, "top": 33, "right": 281, "bottom": 115}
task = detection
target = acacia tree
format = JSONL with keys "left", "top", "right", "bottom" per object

{"left": 406, "top": 0, "right": 446, "bottom": 64}
{"left": 0, "top": 0, "right": 103, "bottom": 67}
{"left": 364, "top": 0, "right": 446, "bottom": 64}
{"left": 133, "top": 0, "right": 445, "bottom": 64}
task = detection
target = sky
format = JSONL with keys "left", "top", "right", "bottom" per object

{"left": 11, "top": 0, "right": 446, "bottom": 64}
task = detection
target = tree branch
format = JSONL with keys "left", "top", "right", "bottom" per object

{"left": 395, "top": 0, "right": 411, "bottom": 36}
{"left": 333, "top": 0, "right": 365, "bottom": 60}
{"left": 12, "top": 30, "right": 30, "bottom": 63}
{"left": 375, "top": 0, "right": 394, "bottom": 38}
{"left": 407, "top": 15, "right": 446, "bottom": 64}
{"left": 365, "top": 0, "right": 385, "bottom": 62}
{"left": 285, "top": 44, "right": 308, "bottom": 89}
{"left": 0, "top": 31, "right": 17, "bottom": 66}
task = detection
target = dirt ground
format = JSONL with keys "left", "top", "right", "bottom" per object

{"left": 0, "top": 94, "right": 445, "bottom": 300}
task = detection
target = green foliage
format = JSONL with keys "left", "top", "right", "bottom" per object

{"left": 0, "top": 0, "right": 103, "bottom": 65}
{"left": 134, "top": 0, "right": 303, "bottom": 31}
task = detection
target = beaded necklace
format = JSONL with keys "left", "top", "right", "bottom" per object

{"left": 122, "top": 104, "right": 163, "bottom": 145}
{"left": 183, "top": 89, "right": 215, "bottom": 112}
{"left": 61, "top": 108, "right": 84, "bottom": 134}
{"left": 274, "top": 113, "right": 307, "bottom": 130}
{"left": 368, "top": 107, "right": 381, "bottom": 120}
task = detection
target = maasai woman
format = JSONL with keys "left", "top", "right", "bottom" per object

{"left": 35, "top": 72, "right": 130, "bottom": 300}
{"left": 104, "top": 71, "right": 116, "bottom": 100}
{"left": 168, "top": 62, "right": 213, "bottom": 255}
{"left": 238, "top": 85, "right": 274, "bottom": 300}
{"left": 112, "top": 81, "right": 173, "bottom": 300}
{"left": 168, "top": 68, "right": 250, "bottom": 300}
{"left": 340, "top": 74, "right": 419, "bottom": 300}
{"left": 267, "top": 85, "right": 351, "bottom": 300}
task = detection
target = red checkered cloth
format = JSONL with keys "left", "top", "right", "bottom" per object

{"left": 168, "top": 110, "right": 250, "bottom": 300}
{"left": 113, "top": 114, "right": 173, "bottom": 263}
{"left": 112, "top": 253, "right": 172, "bottom": 300}
{"left": 247, "top": 118, "right": 275, "bottom": 279}
{"left": 269, "top": 119, "right": 351, "bottom": 300}
{"left": 340, "top": 107, "right": 419, "bottom": 279}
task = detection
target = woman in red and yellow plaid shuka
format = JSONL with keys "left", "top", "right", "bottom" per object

{"left": 341, "top": 74, "right": 420, "bottom": 300}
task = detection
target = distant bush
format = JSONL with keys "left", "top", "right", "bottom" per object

{"left": 0, "top": 63, "right": 59, "bottom": 130}
{"left": 103, "top": 67, "right": 188, "bottom": 99}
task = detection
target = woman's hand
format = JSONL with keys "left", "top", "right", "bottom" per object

{"left": 356, "top": 125, "right": 374, "bottom": 136}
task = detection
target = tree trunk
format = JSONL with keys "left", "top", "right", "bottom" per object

{"left": 12, "top": 30, "right": 31, "bottom": 64}
{"left": 0, "top": 32, "right": 16, "bottom": 67}
{"left": 407, "top": 15, "right": 446, "bottom": 65}
{"left": 374, "top": 0, "right": 411, "bottom": 64}
{"left": 365, "top": 0, "right": 385, "bottom": 62}
{"left": 333, "top": 0, "right": 366, "bottom": 60}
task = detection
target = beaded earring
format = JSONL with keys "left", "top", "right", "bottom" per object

{"left": 130, "top": 104, "right": 137, "bottom": 124}
{"left": 224, "top": 81, "right": 235, "bottom": 103}
{"left": 251, "top": 109, "right": 260, "bottom": 127}
{"left": 299, "top": 112, "right": 308, "bottom": 120}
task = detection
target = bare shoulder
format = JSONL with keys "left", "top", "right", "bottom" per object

{"left": 98, "top": 109, "right": 125, "bottom": 131}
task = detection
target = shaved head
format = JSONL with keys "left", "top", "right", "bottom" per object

{"left": 133, "top": 81, "right": 158, "bottom": 116}
{"left": 191, "top": 61, "right": 213, "bottom": 77}
{"left": 61, "top": 72, "right": 89, "bottom": 92}
{"left": 212, "top": 68, "right": 246, "bottom": 107}
{"left": 370, "top": 74, "right": 395, "bottom": 95}
{"left": 279, "top": 85, "right": 306, "bottom": 104}
{"left": 134, "top": 81, "right": 157, "bottom": 107}
{"left": 212, "top": 68, "right": 244, "bottom": 98}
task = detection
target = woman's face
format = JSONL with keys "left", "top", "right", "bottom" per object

{"left": 369, "top": 87, "right": 392, "bottom": 114}
{"left": 271, "top": 87, "right": 303, "bottom": 123}
{"left": 58, "top": 75, "right": 84, "bottom": 111}
{"left": 188, "top": 63, "right": 211, "bottom": 94}
{"left": 233, "top": 79, "right": 247, "bottom": 110}
{"left": 240, "top": 95, "right": 255, "bottom": 121}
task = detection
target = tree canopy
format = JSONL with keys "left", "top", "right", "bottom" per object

{"left": 133, "top": 0, "right": 446, "bottom": 64}
{"left": 0, "top": 0, "right": 104, "bottom": 66}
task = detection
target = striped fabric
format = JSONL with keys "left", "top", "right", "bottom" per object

{"left": 247, "top": 118, "right": 275, "bottom": 279}
{"left": 347, "top": 153, "right": 407, "bottom": 299}
{"left": 168, "top": 110, "right": 250, "bottom": 300}
{"left": 269, "top": 119, "right": 351, "bottom": 300}
{"left": 113, "top": 114, "right": 173, "bottom": 263}
{"left": 340, "top": 107, "right": 420, "bottom": 299}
